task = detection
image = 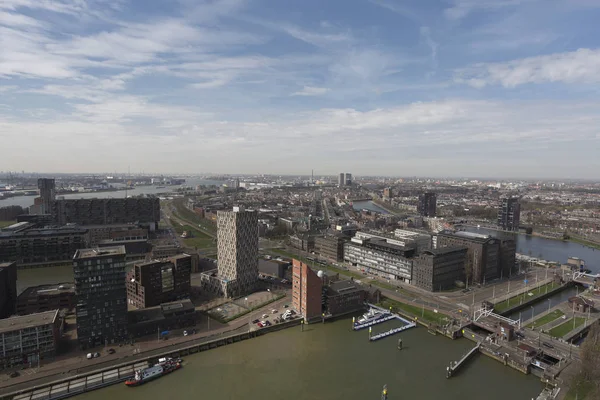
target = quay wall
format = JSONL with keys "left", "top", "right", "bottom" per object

{"left": 0, "top": 319, "right": 301, "bottom": 400}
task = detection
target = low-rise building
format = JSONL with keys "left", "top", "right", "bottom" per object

{"left": 412, "top": 247, "right": 467, "bottom": 292}
{"left": 127, "top": 299, "right": 196, "bottom": 338}
{"left": 16, "top": 283, "right": 75, "bottom": 315}
{"left": 290, "top": 233, "right": 315, "bottom": 252}
{"left": 151, "top": 244, "right": 182, "bottom": 259}
{"left": 259, "top": 259, "right": 290, "bottom": 279}
{"left": 0, "top": 310, "right": 62, "bottom": 369}
{"left": 325, "top": 280, "right": 367, "bottom": 316}
{"left": 344, "top": 237, "right": 415, "bottom": 282}
{"left": 126, "top": 254, "right": 192, "bottom": 309}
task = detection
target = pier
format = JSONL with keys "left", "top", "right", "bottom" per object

{"left": 353, "top": 314, "right": 397, "bottom": 330}
{"left": 370, "top": 323, "right": 417, "bottom": 342}
{"left": 446, "top": 342, "right": 481, "bottom": 378}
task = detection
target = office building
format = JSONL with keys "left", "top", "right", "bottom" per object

{"left": 417, "top": 192, "right": 437, "bottom": 217}
{"left": 73, "top": 246, "right": 128, "bottom": 349}
{"left": 393, "top": 229, "right": 431, "bottom": 251}
{"left": 436, "top": 231, "right": 501, "bottom": 285}
{"left": 0, "top": 310, "right": 61, "bottom": 369}
{"left": 344, "top": 173, "right": 352, "bottom": 186}
{"left": 37, "top": 178, "right": 56, "bottom": 215}
{"left": 338, "top": 173, "right": 345, "bottom": 187}
{"left": 16, "top": 283, "right": 75, "bottom": 315}
{"left": 383, "top": 188, "right": 392, "bottom": 199}
{"left": 498, "top": 197, "right": 521, "bottom": 232}
{"left": 51, "top": 197, "right": 160, "bottom": 229}
{"left": 0, "top": 227, "right": 88, "bottom": 267}
{"left": 413, "top": 247, "right": 467, "bottom": 292}
{"left": 344, "top": 236, "right": 415, "bottom": 282}
{"left": 126, "top": 254, "right": 192, "bottom": 309}
{"left": 324, "top": 280, "right": 368, "bottom": 316}
{"left": 83, "top": 224, "right": 147, "bottom": 246}
{"left": 0, "top": 262, "right": 17, "bottom": 319}
{"left": 315, "top": 234, "right": 345, "bottom": 261}
{"left": 292, "top": 259, "right": 323, "bottom": 322}
{"left": 201, "top": 206, "right": 259, "bottom": 298}
{"left": 499, "top": 238, "right": 517, "bottom": 278}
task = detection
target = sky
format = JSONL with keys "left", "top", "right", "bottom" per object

{"left": 1, "top": 0, "right": 600, "bottom": 179}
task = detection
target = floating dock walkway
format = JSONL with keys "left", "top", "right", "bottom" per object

{"left": 446, "top": 342, "right": 481, "bottom": 378}
{"left": 354, "top": 304, "right": 417, "bottom": 341}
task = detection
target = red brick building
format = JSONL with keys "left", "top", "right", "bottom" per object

{"left": 292, "top": 259, "right": 323, "bottom": 322}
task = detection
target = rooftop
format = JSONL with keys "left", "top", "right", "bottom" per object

{"left": 0, "top": 261, "right": 16, "bottom": 269}
{"left": 328, "top": 279, "right": 361, "bottom": 295}
{"left": 438, "top": 230, "right": 492, "bottom": 242}
{"left": 73, "top": 246, "right": 126, "bottom": 259}
{"left": 0, "top": 227, "right": 88, "bottom": 238}
{"left": 18, "top": 283, "right": 75, "bottom": 299}
{"left": 422, "top": 247, "right": 468, "bottom": 256}
{"left": 0, "top": 310, "right": 59, "bottom": 334}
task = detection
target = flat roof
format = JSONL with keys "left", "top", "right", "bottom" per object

{"left": 0, "top": 227, "right": 88, "bottom": 238}
{"left": 423, "top": 247, "right": 468, "bottom": 256}
{"left": 18, "top": 283, "right": 74, "bottom": 299}
{"left": 0, "top": 262, "right": 16, "bottom": 269}
{"left": 73, "top": 246, "right": 126, "bottom": 259}
{"left": 438, "top": 230, "right": 492, "bottom": 242}
{"left": 0, "top": 310, "right": 59, "bottom": 334}
{"left": 328, "top": 279, "right": 361, "bottom": 295}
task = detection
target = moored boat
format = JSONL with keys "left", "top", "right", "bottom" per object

{"left": 125, "top": 358, "right": 182, "bottom": 387}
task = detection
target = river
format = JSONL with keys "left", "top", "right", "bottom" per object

{"left": 74, "top": 318, "right": 542, "bottom": 400}
{"left": 464, "top": 227, "right": 600, "bottom": 274}
{"left": 352, "top": 200, "right": 390, "bottom": 215}
{"left": 0, "top": 178, "right": 224, "bottom": 209}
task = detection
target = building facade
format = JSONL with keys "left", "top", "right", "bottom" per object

{"left": 0, "top": 310, "right": 61, "bottom": 369}
{"left": 127, "top": 299, "right": 196, "bottom": 338}
{"left": 315, "top": 234, "right": 345, "bottom": 261}
{"left": 413, "top": 247, "right": 467, "bottom": 292}
{"left": 344, "top": 237, "right": 414, "bottom": 282}
{"left": 417, "top": 192, "right": 437, "bottom": 217}
{"left": 0, "top": 262, "right": 17, "bottom": 319}
{"left": 498, "top": 197, "right": 521, "bottom": 231}
{"left": 216, "top": 206, "right": 259, "bottom": 297}
{"left": 16, "top": 283, "right": 75, "bottom": 316}
{"left": 37, "top": 178, "right": 56, "bottom": 215}
{"left": 436, "top": 231, "right": 500, "bottom": 285}
{"left": 0, "top": 227, "right": 88, "bottom": 267}
{"left": 52, "top": 197, "right": 160, "bottom": 229}
{"left": 325, "top": 280, "right": 367, "bottom": 317}
{"left": 292, "top": 259, "right": 323, "bottom": 322}
{"left": 73, "top": 246, "right": 128, "bottom": 349}
{"left": 126, "top": 254, "right": 192, "bottom": 309}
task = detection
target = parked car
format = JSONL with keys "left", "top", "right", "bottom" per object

{"left": 543, "top": 342, "right": 554, "bottom": 349}
{"left": 283, "top": 304, "right": 289, "bottom": 308}
{"left": 107, "top": 348, "right": 116, "bottom": 354}
{"left": 252, "top": 319, "right": 260, "bottom": 324}
{"left": 183, "top": 330, "right": 189, "bottom": 336}
{"left": 262, "top": 314, "right": 269, "bottom": 319}
{"left": 9, "top": 371, "right": 20, "bottom": 378}
{"left": 271, "top": 309, "right": 278, "bottom": 314}
{"left": 93, "top": 352, "right": 100, "bottom": 358}
{"left": 257, "top": 322, "right": 263, "bottom": 327}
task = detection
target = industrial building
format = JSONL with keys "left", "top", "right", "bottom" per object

{"left": 315, "top": 234, "right": 346, "bottom": 262}
{"left": 73, "top": 246, "right": 128, "bottom": 349}
{"left": 498, "top": 197, "right": 521, "bottom": 231}
{"left": 0, "top": 262, "right": 17, "bottom": 318}
{"left": 126, "top": 254, "right": 192, "bottom": 309}
{"left": 0, "top": 310, "right": 62, "bottom": 369}
{"left": 292, "top": 259, "right": 323, "bottom": 322}
{"left": 201, "top": 206, "right": 259, "bottom": 298}
{"left": 0, "top": 227, "right": 88, "bottom": 267}
{"left": 344, "top": 236, "right": 415, "bottom": 282}
{"left": 417, "top": 192, "right": 437, "bottom": 217}
{"left": 51, "top": 197, "right": 160, "bottom": 229}
{"left": 16, "top": 283, "right": 75, "bottom": 316}
{"left": 412, "top": 247, "right": 467, "bottom": 292}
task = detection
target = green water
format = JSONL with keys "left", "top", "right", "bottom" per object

{"left": 74, "top": 319, "right": 542, "bottom": 400}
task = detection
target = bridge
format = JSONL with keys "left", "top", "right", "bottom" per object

{"left": 446, "top": 342, "right": 481, "bottom": 378}
{"left": 474, "top": 306, "right": 521, "bottom": 329}
{"left": 572, "top": 271, "right": 599, "bottom": 287}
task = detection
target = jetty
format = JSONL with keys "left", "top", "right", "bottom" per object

{"left": 446, "top": 342, "right": 481, "bottom": 378}
{"left": 370, "top": 323, "right": 416, "bottom": 342}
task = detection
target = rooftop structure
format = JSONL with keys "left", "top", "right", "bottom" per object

{"left": 0, "top": 310, "right": 59, "bottom": 335}
{"left": 16, "top": 283, "right": 75, "bottom": 316}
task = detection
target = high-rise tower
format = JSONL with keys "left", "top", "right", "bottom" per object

{"left": 217, "top": 206, "right": 259, "bottom": 297}
{"left": 497, "top": 197, "right": 520, "bottom": 231}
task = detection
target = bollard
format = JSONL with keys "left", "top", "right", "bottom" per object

{"left": 398, "top": 338, "right": 403, "bottom": 350}
{"left": 301, "top": 320, "right": 304, "bottom": 332}
{"left": 369, "top": 326, "right": 372, "bottom": 341}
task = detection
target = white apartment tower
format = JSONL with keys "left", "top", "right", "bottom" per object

{"left": 217, "top": 206, "right": 259, "bottom": 296}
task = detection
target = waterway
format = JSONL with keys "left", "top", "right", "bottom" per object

{"left": 352, "top": 200, "right": 390, "bottom": 215}
{"left": 506, "top": 286, "right": 579, "bottom": 321}
{"left": 464, "top": 227, "right": 600, "bottom": 274}
{"left": 0, "top": 178, "right": 224, "bottom": 209}
{"left": 74, "top": 318, "right": 542, "bottom": 400}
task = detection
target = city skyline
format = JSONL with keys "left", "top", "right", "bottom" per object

{"left": 1, "top": 0, "right": 600, "bottom": 178}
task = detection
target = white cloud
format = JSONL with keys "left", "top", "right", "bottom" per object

{"left": 444, "top": 0, "right": 534, "bottom": 20}
{"left": 291, "top": 86, "right": 330, "bottom": 96}
{"left": 455, "top": 48, "right": 600, "bottom": 87}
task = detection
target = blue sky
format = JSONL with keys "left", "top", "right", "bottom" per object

{"left": 1, "top": 0, "right": 599, "bottom": 178}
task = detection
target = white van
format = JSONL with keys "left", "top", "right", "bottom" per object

{"left": 86, "top": 353, "right": 93, "bottom": 360}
